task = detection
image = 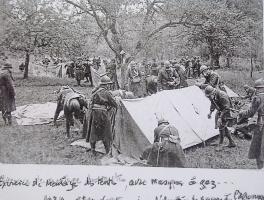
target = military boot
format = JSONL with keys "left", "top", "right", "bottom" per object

{"left": 225, "top": 128, "right": 236, "bottom": 148}
{"left": 7, "top": 113, "right": 12, "bottom": 125}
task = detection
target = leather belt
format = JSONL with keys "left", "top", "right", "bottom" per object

{"left": 92, "top": 104, "right": 107, "bottom": 111}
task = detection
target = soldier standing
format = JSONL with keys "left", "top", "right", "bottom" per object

{"left": 83, "top": 60, "right": 93, "bottom": 87}
{"left": 87, "top": 75, "right": 118, "bottom": 155}
{"left": 0, "top": 63, "right": 16, "bottom": 125}
{"left": 238, "top": 79, "right": 264, "bottom": 169}
{"left": 140, "top": 118, "right": 186, "bottom": 167}
{"left": 126, "top": 61, "right": 143, "bottom": 98}
{"left": 151, "top": 59, "right": 159, "bottom": 76}
{"left": 173, "top": 64, "right": 188, "bottom": 88}
{"left": 157, "top": 61, "right": 180, "bottom": 91}
{"left": 75, "top": 60, "right": 84, "bottom": 86}
{"left": 106, "top": 59, "right": 119, "bottom": 90}
{"left": 205, "top": 85, "right": 236, "bottom": 149}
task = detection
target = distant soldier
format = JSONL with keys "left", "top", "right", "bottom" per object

{"left": 151, "top": 59, "right": 159, "bottom": 76}
{"left": 238, "top": 79, "right": 264, "bottom": 169}
{"left": 173, "top": 64, "right": 188, "bottom": 88}
{"left": 19, "top": 62, "right": 25, "bottom": 72}
{"left": 145, "top": 75, "right": 158, "bottom": 95}
{"left": 157, "top": 61, "right": 180, "bottom": 91}
{"left": 197, "top": 65, "right": 225, "bottom": 91}
{"left": 75, "top": 61, "right": 84, "bottom": 86}
{"left": 66, "top": 62, "right": 75, "bottom": 78}
{"left": 144, "top": 61, "right": 152, "bottom": 76}
{"left": 241, "top": 84, "right": 256, "bottom": 100}
{"left": 205, "top": 85, "right": 236, "bottom": 149}
{"left": 126, "top": 61, "right": 143, "bottom": 98}
{"left": 87, "top": 75, "right": 118, "bottom": 155}
{"left": 140, "top": 119, "right": 186, "bottom": 167}
{"left": 0, "top": 63, "right": 16, "bottom": 125}
{"left": 83, "top": 60, "right": 93, "bottom": 87}
{"left": 106, "top": 59, "right": 119, "bottom": 90}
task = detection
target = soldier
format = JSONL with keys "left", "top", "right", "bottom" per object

{"left": 238, "top": 79, "right": 264, "bottom": 169}
{"left": 241, "top": 84, "right": 256, "bottom": 100}
{"left": 126, "top": 61, "right": 143, "bottom": 98}
{"left": 205, "top": 85, "right": 236, "bottom": 149}
{"left": 66, "top": 62, "right": 75, "bottom": 78}
{"left": 145, "top": 75, "right": 158, "bottom": 95}
{"left": 87, "top": 75, "right": 118, "bottom": 155}
{"left": 106, "top": 59, "right": 119, "bottom": 90}
{"left": 83, "top": 60, "right": 93, "bottom": 87}
{"left": 0, "top": 64, "right": 16, "bottom": 125}
{"left": 75, "top": 61, "right": 84, "bottom": 86}
{"left": 144, "top": 61, "right": 152, "bottom": 76}
{"left": 173, "top": 64, "right": 188, "bottom": 88}
{"left": 157, "top": 61, "right": 180, "bottom": 91}
{"left": 140, "top": 118, "right": 186, "bottom": 167}
{"left": 151, "top": 58, "right": 159, "bottom": 76}
{"left": 197, "top": 65, "right": 225, "bottom": 91}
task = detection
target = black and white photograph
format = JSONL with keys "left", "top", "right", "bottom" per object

{"left": 0, "top": 0, "right": 263, "bottom": 170}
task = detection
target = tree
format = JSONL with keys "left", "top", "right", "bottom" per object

{"left": 0, "top": 0, "right": 65, "bottom": 78}
{"left": 64, "top": 0, "right": 203, "bottom": 88}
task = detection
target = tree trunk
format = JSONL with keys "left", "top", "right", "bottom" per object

{"left": 250, "top": 56, "right": 254, "bottom": 78}
{"left": 226, "top": 56, "right": 231, "bottom": 68}
{"left": 23, "top": 51, "right": 30, "bottom": 79}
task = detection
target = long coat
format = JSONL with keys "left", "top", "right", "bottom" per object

{"left": 240, "top": 92, "right": 264, "bottom": 161}
{"left": 87, "top": 87, "right": 118, "bottom": 145}
{"left": 0, "top": 72, "right": 16, "bottom": 113}
{"left": 141, "top": 124, "right": 186, "bottom": 167}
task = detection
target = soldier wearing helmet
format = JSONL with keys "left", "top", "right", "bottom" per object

{"left": 157, "top": 61, "right": 180, "bottom": 91}
{"left": 197, "top": 65, "right": 224, "bottom": 90}
{"left": 87, "top": 75, "right": 118, "bottom": 155}
{"left": 205, "top": 85, "right": 236, "bottom": 149}
{"left": 241, "top": 84, "right": 256, "bottom": 100}
{"left": 126, "top": 61, "right": 143, "bottom": 97}
{"left": 238, "top": 78, "right": 264, "bottom": 169}
{"left": 140, "top": 118, "right": 186, "bottom": 167}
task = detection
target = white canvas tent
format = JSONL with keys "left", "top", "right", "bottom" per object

{"left": 113, "top": 86, "right": 219, "bottom": 158}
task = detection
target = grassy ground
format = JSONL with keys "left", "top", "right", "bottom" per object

{"left": 0, "top": 67, "right": 262, "bottom": 169}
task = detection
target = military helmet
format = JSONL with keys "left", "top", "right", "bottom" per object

{"left": 254, "top": 78, "right": 264, "bottom": 88}
{"left": 204, "top": 85, "right": 216, "bottom": 97}
{"left": 158, "top": 118, "right": 169, "bottom": 126}
{"left": 100, "top": 75, "right": 113, "bottom": 85}
{"left": 200, "top": 65, "right": 208, "bottom": 73}
{"left": 243, "top": 84, "right": 250, "bottom": 90}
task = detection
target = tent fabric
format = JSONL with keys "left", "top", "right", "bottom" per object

{"left": 12, "top": 102, "right": 63, "bottom": 125}
{"left": 113, "top": 86, "right": 219, "bottom": 158}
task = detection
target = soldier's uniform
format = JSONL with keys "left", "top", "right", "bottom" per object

{"left": 243, "top": 85, "right": 256, "bottom": 100}
{"left": 0, "top": 65, "right": 16, "bottom": 125}
{"left": 206, "top": 86, "right": 236, "bottom": 148}
{"left": 87, "top": 76, "right": 118, "bottom": 154}
{"left": 83, "top": 61, "right": 93, "bottom": 87}
{"left": 157, "top": 66, "right": 180, "bottom": 91}
{"left": 66, "top": 62, "right": 75, "bottom": 78}
{"left": 239, "top": 79, "right": 264, "bottom": 169}
{"left": 151, "top": 61, "right": 159, "bottom": 76}
{"left": 200, "top": 71, "right": 221, "bottom": 89}
{"left": 145, "top": 75, "right": 158, "bottom": 95}
{"left": 173, "top": 64, "right": 188, "bottom": 88}
{"left": 75, "top": 62, "right": 84, "bottom": 86}
{"left": 106, "top": 60, "right": 119, "bottom": 89}
{"left": 127, "top": 62, "right": 143, "bottom": 97}
{"left": 140, "top": 119, "right": 186, "bottom": 167}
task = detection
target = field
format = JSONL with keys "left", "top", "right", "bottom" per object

{"left": 0, "top": 66, "right": 263, "bottom": 169}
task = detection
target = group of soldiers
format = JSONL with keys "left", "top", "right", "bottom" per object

{"left": 0, "top": 51, "right": 263, "bottom": 170}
